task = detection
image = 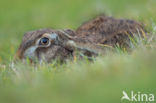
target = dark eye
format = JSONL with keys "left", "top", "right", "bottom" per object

{"left": 39, "top": 37, "right": 49, "bottom": 45}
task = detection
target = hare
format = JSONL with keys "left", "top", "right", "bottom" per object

{"left": 15, "top": 16, "right": 146, "bottom": 63}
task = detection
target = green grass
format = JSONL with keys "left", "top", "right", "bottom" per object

{"left": 0, "top": 0, "right": 156, "bottom": 103}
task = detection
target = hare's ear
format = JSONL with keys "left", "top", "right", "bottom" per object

{"left": 57, "top": 29, "right": 76, "bottom": 40}
{"left": 63, "top": 29, "right": 76, "bottom": 36}
{"left": 64, "top": 40, "right": 98, "bottom": 58}
{"left": 57, "top": 29, "right": 98, "bottom": 58}
{"left": 74, "top": 46, "right": 99, "bottom": 59}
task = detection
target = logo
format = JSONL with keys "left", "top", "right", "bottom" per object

{"left": 121, "top": 91, "right": 154, "bottom": 102}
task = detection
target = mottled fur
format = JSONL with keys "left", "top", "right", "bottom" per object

{"left": 15, "top": 16, "right": 146, "bottom": 63}
{"left": 75, "top": 16, "right": 145, "bottom": 47}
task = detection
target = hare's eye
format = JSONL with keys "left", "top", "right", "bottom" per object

{"left": 39, "top": 37, "right": 50, "bottom": 45}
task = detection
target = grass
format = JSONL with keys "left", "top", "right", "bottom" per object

{"left": 0, "top": 0, "right": 156, "bottom": 103}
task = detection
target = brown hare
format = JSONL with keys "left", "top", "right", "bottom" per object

{"left": 15, "top": 16, "right": 146, "bottom": 63}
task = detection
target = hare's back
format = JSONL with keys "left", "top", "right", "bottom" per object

{"left": 76, "top": 16, "right": 144, "bottom": 47}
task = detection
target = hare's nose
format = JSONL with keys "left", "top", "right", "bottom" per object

{"left": 14, "top": 49, "right": 23, "bottom": 60}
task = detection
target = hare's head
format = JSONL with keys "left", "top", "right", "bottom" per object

{"left": 15, "top": 28, "right": 97, "bottom": 63}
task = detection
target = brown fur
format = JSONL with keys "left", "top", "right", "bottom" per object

{"left": 15, "top": 16, "right": 146, "bottom": 63}
{"left": 75, "top": 16, "right": 145, "bottom": 47}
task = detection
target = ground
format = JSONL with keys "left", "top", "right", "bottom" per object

{"left": 0, "top": 0, "right": 156, "bottom": 103}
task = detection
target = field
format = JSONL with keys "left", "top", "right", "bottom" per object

{"left": 0, "top": 0, "right": 156, "bottom": 103}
